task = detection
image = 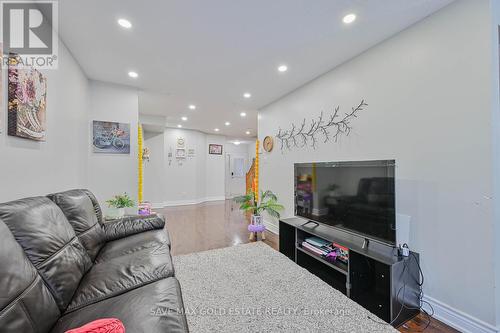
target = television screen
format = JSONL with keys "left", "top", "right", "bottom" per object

{"left": 294, "top": 160, "right": 396, "bottom": 245}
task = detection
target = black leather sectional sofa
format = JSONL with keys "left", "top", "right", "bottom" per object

{"left": 0, "top": 189, "right": 189, "bottom": 333}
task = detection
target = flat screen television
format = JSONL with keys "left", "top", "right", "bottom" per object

{"left": 294, "top": 160, "right": 396, "bottom": 245}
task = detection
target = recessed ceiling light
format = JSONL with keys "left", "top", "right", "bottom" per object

{"left": 181, "top": 116, "right": 188, "bottom": 121}
{"left": 177, "top": 124, "right": 182, "bottom": 128}
{"left": 214, "top": 128, "right": 220, "bottom": 132}
{"left": 243, "top": 92, "right": 251, "bottom": 99}
{"left": 225, "top": 121, "right": 230, "bottom": 126}
{"left": 343, "top": 13, "right": 356, "bottom": 24}
{"left": 128, "top": 71, "right": 138, "bottom": 78}
{"left": 188, "top": 104, "right": 196, "bottom": 110}
{"left": 234, "top": 141, "right": 241, "bottom": 145}
{"left": 278, "top": 65, "right": 288, "bottom": 72}
{"left": 240, "top": 112, "right": 247, "bottom": 117}
{"left": 245, "top": 130, "right": 251, "bottom": 135}
{"left": 118, "top": 18, "right": 132, "bottom": 29}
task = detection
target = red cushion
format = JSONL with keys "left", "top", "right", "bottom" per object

{"left": 65, "top": 318, "right": 125, "bottom": 333}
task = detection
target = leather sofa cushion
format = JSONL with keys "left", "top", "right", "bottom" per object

{"left": 95, "top": 229, "right": 171, "bottom": 263}
{"left": 0, "top": 219, "right": 60, "bottom": 333}
{"left": 67, "top": 242, "right": 174, "bottom": 312}
{"left": 51, "top": 278, "right": 189, "bottom": 333}
{"left": 103, "top": 214, "right": 166, "bottom": 241}
{"left": 0, "top": 197, "right": 92, "bottom": 311}
{"left": 48, "top": 189, "right": 106, "bottom": 261}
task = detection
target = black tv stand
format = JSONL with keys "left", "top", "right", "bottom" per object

{"left": 279, "top": 217, "right": 420, "bottom": 327}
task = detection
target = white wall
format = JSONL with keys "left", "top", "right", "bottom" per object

{"left": 489, "top": 0, "right": 500, "bottom": 329}
{"left": 143, "top": 127, "right": 228, "bottom": 206}
{"left": 0, "top": 42, "right": 89, "bottom": 202}
{"left": 259, "top": 0, "right": 497, "bottom": 330}
{"left": 143, "top": 130, "right": 166, "bottom": 204}
{"left": 0, "top": 51, "right": 140, "bottom": 214}
{"left": 164, "top": 128, "right": 208, "bottom": 205}
{"left": 205, "top": 134, "right": 226, "bottom": 200}
{"left": 87, "top": 81, "right": 139, "bottom": 211}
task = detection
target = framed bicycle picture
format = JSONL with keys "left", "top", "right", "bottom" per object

{"left": 92, "top": 121, "right": 131, "bottom": 154}
{"left": 209, "top": 144, "right": 223, "bottom": 155}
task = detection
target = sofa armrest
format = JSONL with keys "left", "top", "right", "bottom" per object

{"left": 103, "top": 214, "right": 165, "bottom": 241}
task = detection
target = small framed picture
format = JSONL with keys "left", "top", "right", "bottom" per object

{"left": 209, "top": 144, "right": 223, "bottom": 155}
{"left": 176, "top": 148, "right": 186, "bottom": 159}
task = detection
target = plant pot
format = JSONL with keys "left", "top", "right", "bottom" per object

{"left": 107, "top": 207, "right": 125, "bottom": 219}
{"left": 252, "top": 214, "right": 263, "bottom": 225}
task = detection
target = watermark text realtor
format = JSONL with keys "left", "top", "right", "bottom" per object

{"left": 1, "top": 0, "right": 58, "bottom": 69}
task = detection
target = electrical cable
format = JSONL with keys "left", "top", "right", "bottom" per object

{"left": 367, "top": 251, "right": 434, "bottom": 332}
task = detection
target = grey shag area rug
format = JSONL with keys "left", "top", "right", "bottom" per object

{"left": 173, "top": 242, "right": 397, "bottom": 333}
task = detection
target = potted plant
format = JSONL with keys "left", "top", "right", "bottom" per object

{"left": 234, "top": 190, "right": 284, "bottom": 225}
{"left": 106, "top": 193, "right": 135, "bottom": 219}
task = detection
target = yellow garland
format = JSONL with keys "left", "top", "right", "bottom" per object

{"left": 312, "top": 162, "right": 317, "bottom": 192}
{"left": 138, "top": 124, "right": 144, "bottom": 204}
{"left": 255, "top": 139, "right": 259, "bottom": 202}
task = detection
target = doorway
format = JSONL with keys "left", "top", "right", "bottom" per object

{"left": 225, "top": 152, "right": 248, "bottom": 199}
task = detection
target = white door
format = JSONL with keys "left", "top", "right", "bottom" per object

{"left": 225, "top": 153, "right": 247, "bottom": 198}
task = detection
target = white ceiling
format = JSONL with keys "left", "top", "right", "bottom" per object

{"left": 55, "top": 0, "right": 453, "bottom": 139}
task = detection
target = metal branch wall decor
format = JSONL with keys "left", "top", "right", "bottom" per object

{"left": 275, "top": 99, "right": 367, "bottom": 152}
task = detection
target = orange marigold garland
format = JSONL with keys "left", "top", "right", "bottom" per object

{"left": 255, "top": 139, "right": 259, "bottom": 202}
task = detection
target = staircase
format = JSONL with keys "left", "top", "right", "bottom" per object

{"left": 246, "top": 158, "right": 256, "bottom": 195}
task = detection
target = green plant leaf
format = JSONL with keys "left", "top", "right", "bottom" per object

{"left": 261, "top": 190, "right": 277, "bottom": 202}
{"left": 106, "top": 193, "right": 135, "bottom": 208}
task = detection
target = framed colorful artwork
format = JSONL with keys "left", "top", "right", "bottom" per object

{"left": 8, "top": 54, "right": 47, "bottom": 141}
{"left": 209, "top": 144, "right": 223, "bottom": 155}
{"left": 92, "top": 121, "right": 131, "bottom": 154}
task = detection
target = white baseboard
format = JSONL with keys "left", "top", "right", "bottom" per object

{"left": 151, "top": 196, "right": 226, "bottom": 208}
{"left": 423, "top": 295, "right": 498, "bottom": 333}
{"left": 263, "top": 218, "right": 279, "bottom": 235}
{"left": 204, "top": 196, "right": 226, "bottom": 202}
{"left": 225, "top": 194, "right": 244, "bottom": 199}
{"left": 151, "top": 202, "right": 167, "bottom": 209}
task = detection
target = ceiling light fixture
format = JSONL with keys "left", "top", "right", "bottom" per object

{"left": 225, "top": 121, "right": 230, "bottom": 126}
{"left": 177, "top": 124, "right": 182, "bottom": 128}
{"left": 245, "top": 130, "right": 251, "bottom": 135}
{"left": 240, "top": 112, "right": 247, "bottom": 117}
{"left": 278, "top": 65, "right": 288, "bottom": 72}
{"left": 234, "top": 141, "right": 241, "bottom": 145}
{"left": 128, "top": 71, "right": 138, "bottom": 78}
{"left": 243, "top": 92, "right": 251, "bottom": 99}
{"left": 181, "top": 116, "right": 188, "bottom": 121}
{"left": 214, "top": 128, "right": 220, "bottom": 132}
{"left": 343, "top": 13, "right": 356, "bottom": 24}
{"left": 188, "top": 104, "right": 196, "bottom": 110}
{"left": 117, "top": 18, "right": 132, "bottom": 29}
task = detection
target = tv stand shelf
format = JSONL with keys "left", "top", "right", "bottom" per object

{"left": 280, "top": 217, "right": 420, "bottom": 327}
{"left": 296, "top": 246, "right": 348, "bottom": 275}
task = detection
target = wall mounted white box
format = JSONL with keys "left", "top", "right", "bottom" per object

{"left": 396, "top": 213, "right": 411, "bottom": 249}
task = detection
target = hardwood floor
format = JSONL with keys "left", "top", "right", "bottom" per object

{"left": 158, "top": 199, "right": 278, "bottom": 256}
{"left": 157, "top": 200, "right": 458, "bottom": 333}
